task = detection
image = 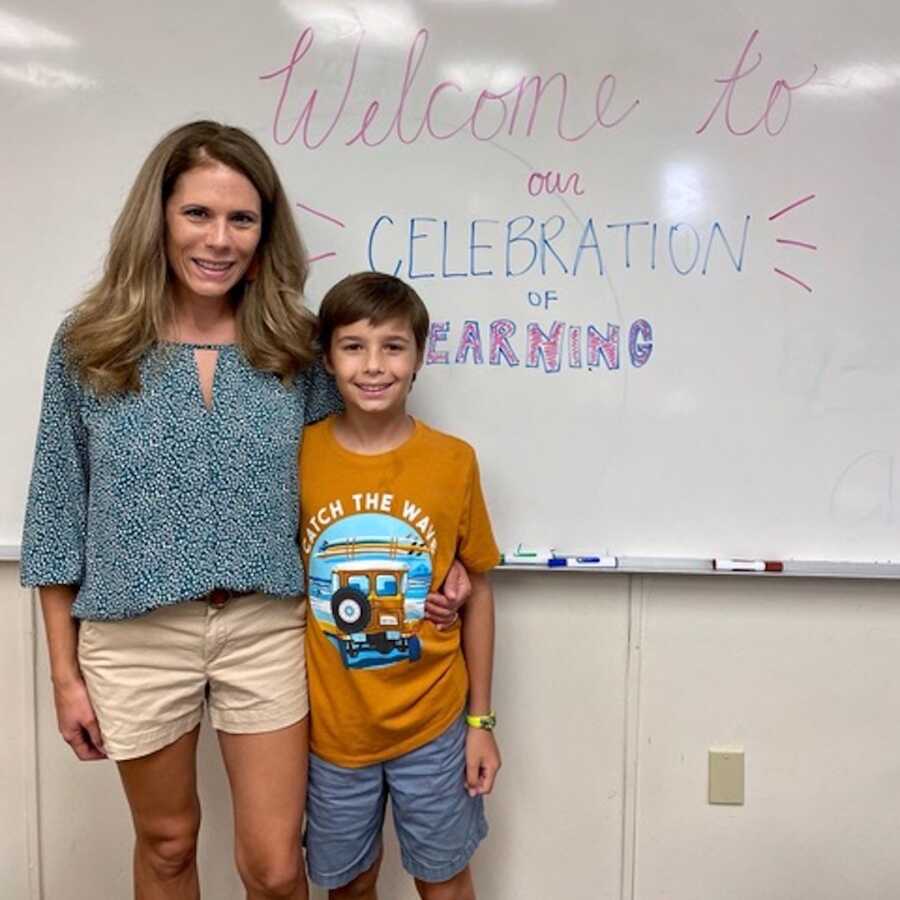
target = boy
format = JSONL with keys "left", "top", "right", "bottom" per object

{"left": 299, "top": 272, "right": 501, "bottom": 899}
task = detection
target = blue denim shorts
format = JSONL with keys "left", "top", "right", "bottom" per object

{"left": 305, "top": 715, "right": 488, "bottom": 888}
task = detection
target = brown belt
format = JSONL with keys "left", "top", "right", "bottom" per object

{"left": 195, "top": 588, "right": 253, "bottom": 609}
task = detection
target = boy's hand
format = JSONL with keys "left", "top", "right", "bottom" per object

{"left": 425, "top": 559, "right": 472, "bottom": 630}
{"left": 465, "top": 727, "right": 501, "bottom": 797}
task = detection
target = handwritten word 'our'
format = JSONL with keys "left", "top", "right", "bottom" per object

{"left": 696, "top": 29, "right": 817, "bottom": 137}
{"left": 260, "top": 28, "right": 640, "bottom": 149}
{"left": 527, "top": 171, "right": 585, "bottom": 196}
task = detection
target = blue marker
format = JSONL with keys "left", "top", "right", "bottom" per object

{"left": 548, "top": 555, "right": 618, "bottom": 569}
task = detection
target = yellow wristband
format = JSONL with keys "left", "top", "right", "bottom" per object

{"left": 466, "top": 711, "right": 496, "bottom": 731}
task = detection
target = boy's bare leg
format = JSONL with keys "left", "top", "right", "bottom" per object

{"left": 414, "top": 867, "right": 476, "bottom": 900}
{"left": 328, "top": 849, "right": 382, "bottom": 900}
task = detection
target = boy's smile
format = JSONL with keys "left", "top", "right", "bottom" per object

{"left": 326, "top": 317, "right": 423, "bottom": 418}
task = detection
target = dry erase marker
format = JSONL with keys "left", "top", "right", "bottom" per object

{"left": 501, "top": 545, "right": 553, "bottom": 565}
{"left": 548, "top": 555, "right": 618, "bottom": 569}
{"left": 713, "top": 559, "right": 784, "bottom": 573}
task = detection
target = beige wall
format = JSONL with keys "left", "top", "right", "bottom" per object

{"left": 5, "top": 564, "right": 899, "bottom": 898}
{"left": 1, "top": 565, "right": 36, "bottom": 899}
{"left": 635, "top": 576, "right": 900, "bottom": 900}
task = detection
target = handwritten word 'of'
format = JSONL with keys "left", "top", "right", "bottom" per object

{"left": 696, "top": 29, "right": 817, "bottom": 137}
{"left": 368, "top": 214, "right": 751, "bottom": 280}
{"left": 260, "top": 28, "right": 640, "bottom": 149}
{"left": 426, "top": 318, "right": 653, "bottom": 374}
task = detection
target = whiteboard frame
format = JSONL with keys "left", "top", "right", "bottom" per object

{"left": 5, "top": 544, "right": 900, "bottom": 579}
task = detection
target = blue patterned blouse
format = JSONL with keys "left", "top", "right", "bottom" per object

{"left": 21, "top": 325, "right": 342, "bottom": 620}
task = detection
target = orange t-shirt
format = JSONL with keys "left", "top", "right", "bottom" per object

{"left": 299, "top": 416, "right": 499, "bottom": 767}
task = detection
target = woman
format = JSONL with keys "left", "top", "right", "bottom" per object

{"left": 21, "top": 120, "right": 464, "bottom": 900}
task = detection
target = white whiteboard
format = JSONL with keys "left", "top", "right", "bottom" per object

{"left": 3, "top": 0, "right": 899, "bottom": 562}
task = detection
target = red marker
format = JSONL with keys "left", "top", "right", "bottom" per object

{"left": 713, "top": 559, "right": 783, "bottom": 573}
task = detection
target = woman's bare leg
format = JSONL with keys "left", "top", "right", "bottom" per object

{"left": 117, "top": 726, "right": 202, "bottom": 900}
{"left": 217, "top": 718, "right": 309, "bottom": 900}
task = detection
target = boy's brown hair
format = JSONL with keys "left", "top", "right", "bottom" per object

{"left": 318, "top": 272, "right": 430, "bottom": 356}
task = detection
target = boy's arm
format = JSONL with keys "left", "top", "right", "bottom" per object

{"left": 460, "top": 570, "right": 501, "bottom": 797}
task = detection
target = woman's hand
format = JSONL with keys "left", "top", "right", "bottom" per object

{"left": 53, "top": 676, "right": 106, "bottom": 761}
{"left": 38, "top": 586, "right": 105, "bottom": 760}
{"left": 425, "top": 559, "right": 472, "bottom": 630}
{"left": 465, "top": 727, "right": 501, "bottom": 797}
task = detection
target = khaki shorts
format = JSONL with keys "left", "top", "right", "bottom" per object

{"left": 77, "top": 593, "right": 308, "bottom": 761}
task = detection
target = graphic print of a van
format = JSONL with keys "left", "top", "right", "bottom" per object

{"left": 326, "top": 559, "right": 422, "bottom": 668}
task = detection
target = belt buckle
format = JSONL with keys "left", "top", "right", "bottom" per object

{"left": 208, "top": 588, "right": 229, "bottom": 609}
